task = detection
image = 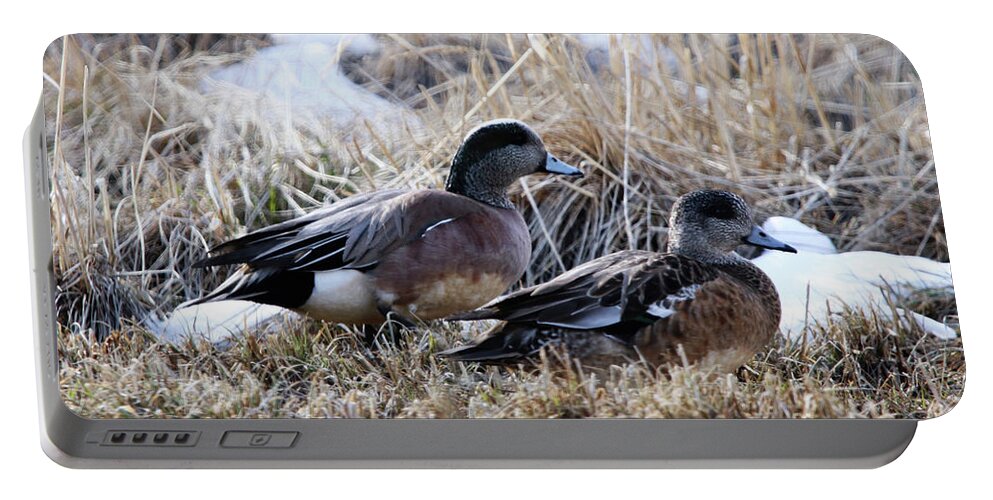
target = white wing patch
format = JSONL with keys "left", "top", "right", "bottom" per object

{"left": 646, "top": 284, "right": 701, "bottom": 319}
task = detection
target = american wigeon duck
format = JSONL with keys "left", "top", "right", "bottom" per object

{"left": 441, "top": 190, "right": 797, "bottom": 371}
{"left": 188, "top": 119, "right": 582, "bottom": 329}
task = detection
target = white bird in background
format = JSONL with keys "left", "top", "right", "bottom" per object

{"left": 146, "top": 301, "right": 288, "bottom": 345}
{"left": 752, "top": 216, "right": 957, "bottom": 340}
{"left": 200, "top": 34, "right": 416, "bottom": 138}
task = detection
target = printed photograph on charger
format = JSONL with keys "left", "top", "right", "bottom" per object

{"left": 43, "top": 34, "right": 963, "bottom": 419}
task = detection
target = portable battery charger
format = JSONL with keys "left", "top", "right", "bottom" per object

{"left": 28, "top": 34, "right": 962, "bottom": 468}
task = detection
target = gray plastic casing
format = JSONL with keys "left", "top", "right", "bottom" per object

{"left": 26, "top": 99, "right": 917, "bottom": 468}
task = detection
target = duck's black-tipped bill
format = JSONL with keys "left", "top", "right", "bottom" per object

{"left": 542, "top": 153, "right": 583, "bottom": 177}
{"left": 744, "top": 226, "right": 797, "bottom": 253}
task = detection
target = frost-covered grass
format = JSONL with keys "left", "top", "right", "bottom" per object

{"left": 46, "top": 34, "right": 962, "bottom": 419}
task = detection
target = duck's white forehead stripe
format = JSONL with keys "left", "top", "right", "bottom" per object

{"left": 470, "top": 118, "right": 525, "bottom": 132}
{"left": 464, "top": 118, "right": 528, "bottom": 140}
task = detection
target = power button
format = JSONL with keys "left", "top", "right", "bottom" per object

{"left": 220, "top": 431, "right": 298, "bottom": 448}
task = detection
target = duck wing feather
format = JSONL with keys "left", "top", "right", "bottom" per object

{"left": 449, "top": 250, "right": 722, "bottom": 331}
{"left": 194, "top": 190, "right": 490, "bottom": 272}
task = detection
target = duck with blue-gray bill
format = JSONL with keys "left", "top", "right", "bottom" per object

{"left": 441, "top": 190, "right": 796, "bottom": 371}
{"left": 187, "top": 119, "right": 582, "bottom": 332}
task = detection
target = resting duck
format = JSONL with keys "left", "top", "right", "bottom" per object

{"left": 188, "top": 119, "right": 582, "bottom": 327}
{"left": 751, "top": 216, "right": 957, "bottom": 340}
{"left": 442, "top": 190, "right": 796, "bottom": 371}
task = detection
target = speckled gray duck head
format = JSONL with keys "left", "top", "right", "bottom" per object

{"left": 445, "top": 119, "right": 582, "bottom": 208}
{"left": 666, "top": 190, "right": 797, "bottom": 263}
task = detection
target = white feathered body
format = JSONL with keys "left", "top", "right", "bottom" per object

{"left": 753, "top": 218, "right": 955, "bottom": 339}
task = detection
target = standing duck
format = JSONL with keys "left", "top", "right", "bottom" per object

{"left": 187, "top": 119, "right": 582, "bottom": 329}
{"left": 441, "top": 190, "right": 796, "bottom": 371}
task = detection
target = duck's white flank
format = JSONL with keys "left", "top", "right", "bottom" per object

{"left": 301, "top": 269, "right": 380, "bottom": 323}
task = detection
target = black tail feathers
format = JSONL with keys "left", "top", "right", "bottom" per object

{"left": 439, "top": 325, "right": 555, "bottom": 363}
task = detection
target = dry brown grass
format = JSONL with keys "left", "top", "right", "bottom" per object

{"left": 44, "top": 34, "right": 961, "bottom": 419}
{"left": 58, "top": 301, "right": 962, "bottom": 419}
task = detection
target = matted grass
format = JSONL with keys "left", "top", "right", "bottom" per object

{"left": 44, "top": 34, "right": 962, "bottom": 419}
